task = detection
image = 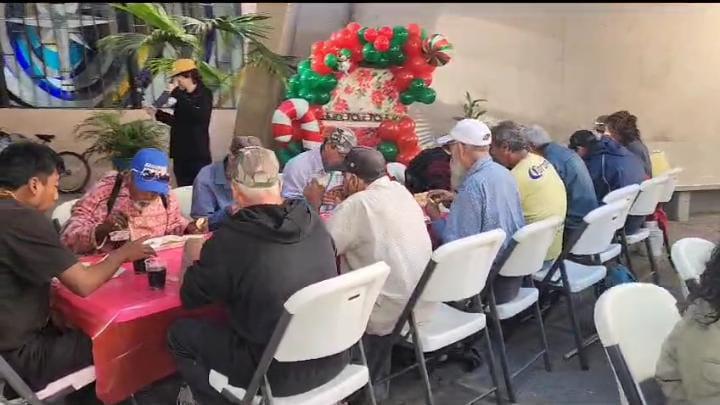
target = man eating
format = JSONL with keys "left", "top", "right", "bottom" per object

{"left": 62, "top": 148, "right": 205, "bottom": 254}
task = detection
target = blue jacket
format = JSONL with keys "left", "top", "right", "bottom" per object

{"left": 543, "top": 143, "right": 598, "bottom": 230}
{"left": 583, "top": 138, "right": 647, "bottom": 202}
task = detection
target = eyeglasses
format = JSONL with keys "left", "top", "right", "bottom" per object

{"left": 132, "top": 168, "right": 170, "bottom": 183}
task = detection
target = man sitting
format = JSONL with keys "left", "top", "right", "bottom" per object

{"left": 190, "top": 136, "right": 262, "bottom": 231}
{"left": 0, "top": 143, "right": 153, "bottom": 397}
{"left": 569, "top": 129, "right": 647, "bottom": 234}
{"left": 521, "top": 124, "right": 598, "bottom": 246}
{"left": 62, "top": 148, "right": 204, "bottom": 254}
{"left": 281, "top": 127, "right": 357, "bottom": 201}
{"left": 325, "top": 147, "right": 434, "bottom": 400}
{"left": 168, "top": 146, "right": 348, "bottom": 404}
{"left": 426, "top": 119, "right": 526, "bottom": 304}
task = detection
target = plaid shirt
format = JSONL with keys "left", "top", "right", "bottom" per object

{"left": 61, "top": 172, "right": 189, "bottom": 254}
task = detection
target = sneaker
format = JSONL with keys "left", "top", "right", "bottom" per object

{"left": 176, "top": 384, "right": 198, "bottom": 405}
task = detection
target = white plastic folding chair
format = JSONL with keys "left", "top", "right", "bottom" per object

{"left": 172, "top": 186, "right": 193, "bottom": 220}
{"left": 487, "top": 216, "right": 563, "bottom": 402}
{"left": 671, "top": 237, "right": 716, "bottom": 298}
{"left": 602, "top": 184, "right": 641, "bottom": 265}
{"left": 0, "top": 356, "right": 95, "bottom": 405}
{"left": 385, "top": 162, "right": 407, "bottom": 185}
{"left": 51, "top": 198, "right": 78, "bottom": 232}
{"left": 533, "top": 199, "right": 631, "bottom": 370}
{"left": 594, "top": 283, "right": 681, "bottom": 405}
{"left": 622, "top": 176, "right": 671, "bottom": 283}
{"left": 377, "top": 229, "right": 507, "bottom": 405}
{"left": 658, "top": 168, "right": 684, "bottom": 266}
{"left": 208, "top": 262, "right": 390, "bottom": 405}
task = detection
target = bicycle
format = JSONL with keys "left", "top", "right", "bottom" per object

{"left": 0, "top": 131, "right": 91, "bottom": 194}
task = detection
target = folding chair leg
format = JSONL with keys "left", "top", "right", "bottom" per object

{"left": 490, "top": 311, "right": 515, "bottom": 403}
{"left": 483, "top": 327, "right": 504, "bottom": 405}
{"left": 533, "top": 299, "right": 552, "bottom": 372}
{"left": 663, "top": 230, "right": 676, "bottom": 270}
{"left": 409, "top": 313, "right": 435, "bottom": 405}
{"left": 358, "top": 339, "right": 378, "bottom": 405}
{"left": 564, "top": 292, "right": 589, "bottom": 370}
{"left": 645, "top": 238, "right": 660, "bottom": 284}
{"left": 620, "top": 232, "right": 635, "bottom": 275}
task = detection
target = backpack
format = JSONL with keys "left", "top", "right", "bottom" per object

{"left": 595, "top": 263, "right": 637, "bottom": 297}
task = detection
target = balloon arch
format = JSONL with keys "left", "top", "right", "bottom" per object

{"left": 272, "top": 22, "right": 453, "bottom": 166}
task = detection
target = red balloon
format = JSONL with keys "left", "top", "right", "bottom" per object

{"left": 417, "top": 71, "right": 433, "bottom": 86}
{"left": 346, "top": 22, "right": 362, "bottom": 33}
{"left": 404, "top": 37, "right": 423, "bottom": 57}
{"left": 398, "top": 145, "right": 422, "bottom": 165}
{"left": 408, "top": 23, "right": 421, "bottom": 38}
{"left": 407, "top": 56, "right": 431, "bottom": 75}
{"left": 311, "top": 41, "right": 324, "bottom": 54}
{"left": 308, "top": 105, "right": 325, "bottom": 120}
{"left": 364, "top": 28, "right": 378, "bottom": 43}
{"left": 338, "top": 29, "right": 355, "bottom": 48}
{"left": 393, "top": 69, "right": 415, "bottom": 91}
{"left": 324, "top": 43, "right": 340, "bottom": 56}
{"left": 398, "top": 116, "right": 416, "bottom": 134}
{"left": 374, "top": 35, "right": 390, "bottom": 52}
{"left": 312, "top": 59, "right": 332, "bottom": 75}
{"left": 351, "top": 44, "right": 364, "bottom": 62}
{"left": 379, "top": 26, "right": 394, "bottom": 40}
{"left": 397, "top": 132, "right": 418, "bottom": 151}
{"left": 378, "top": 120, "right": 400, "bottom": 142}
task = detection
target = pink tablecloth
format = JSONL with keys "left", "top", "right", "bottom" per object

{"left": 52, "top": 245, "right": 223, "bottom": 404}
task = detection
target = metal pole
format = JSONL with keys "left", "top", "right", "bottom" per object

{"left": 0, "top": 46, "right": 11, "bottom": 107}
{"left": 116, "top": 5, "right": 141, "bottom": 108}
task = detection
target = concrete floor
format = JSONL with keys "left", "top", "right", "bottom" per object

{"left": 52, "top": 190, "right": 718, "bottom": 405}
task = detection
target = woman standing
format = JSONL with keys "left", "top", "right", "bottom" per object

{"left": 604, "top": 110, "right": 652, "bottom": 178}
{"left": 146, "top": 59, "right": 213, "bottom": 186}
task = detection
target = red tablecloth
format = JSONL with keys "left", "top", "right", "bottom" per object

{"left": 52, "top": 245, "right": 223, "bottom": 405}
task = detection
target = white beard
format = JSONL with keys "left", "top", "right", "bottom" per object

{"left": 450, "top": 158, "right": 467, "bottom": 191}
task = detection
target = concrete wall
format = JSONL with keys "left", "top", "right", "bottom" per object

{"left": 348, "top": 3, "right": 720, "bottom": 187}
{"left": 0, "top": 108, "right": 238, "bottom": 185}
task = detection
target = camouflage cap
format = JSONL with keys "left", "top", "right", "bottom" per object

{"left": 229, "top": 136, "right": 263, "bottom": 156}
{"left": 231, "top": 146, "right": 280, "bottom": 188}
{"left": 326, "top": 127, "right": 357, "bottom": 154}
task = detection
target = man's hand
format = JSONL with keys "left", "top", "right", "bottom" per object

{"left": 303, "top": 179, "right": 326, "bottom": 210}
{"left": 95, "top": 212, "right": 130, "bottom": 243}
{"left": 185, "top": 218, "right": 209, "bottom": 235}
{"left": 425, "top": 199, "right": 443, "bottom": 221}
{"left": 322, "top": 186, "right": 345, "bottom": 206}
{"left": 144, "top": 106, "right": 157, "bottom": 119}
{"left": 427, "top": 189, "right": 455, "bottom": 205}
{"left": 116, "top": 235, "right": 155, "bottom": 262}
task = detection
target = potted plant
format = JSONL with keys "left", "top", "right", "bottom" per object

{"left": 75, "top": 111, "right": 168, "bottom": 171}
{"left": 453, "top": 91, "right": 488, "bottom": 121}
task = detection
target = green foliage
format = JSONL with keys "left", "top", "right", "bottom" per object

{"left": 74, "top": 111, "right": 168, "bottom": 161}
{"left": 98, "top": 3, "right": 296, "bottom": 104}
{"left": 462, "top": 91, "right": 488, "bottom": 119}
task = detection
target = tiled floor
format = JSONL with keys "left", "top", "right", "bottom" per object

{"left": 51, "top": 193, "right": 718, "bottom": 405}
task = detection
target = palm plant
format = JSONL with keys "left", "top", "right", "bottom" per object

{"left": 453, "top": 91, "right": 488, "bottom": 121}
{"left": 99, "top": 3, "right": 296, "bottom": 106}
{"left": 75, "top": 111, "right": 168, "bottom": 168}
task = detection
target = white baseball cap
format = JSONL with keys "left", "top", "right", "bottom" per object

{"left": 436, "top": 119, "right": 492, "bottom": 147}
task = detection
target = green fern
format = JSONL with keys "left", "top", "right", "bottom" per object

{"left": 455, "top": 91, "right": 488, "bottom": 120}
{"left": 75, "top": 111, "right": 168, "bottom": 162}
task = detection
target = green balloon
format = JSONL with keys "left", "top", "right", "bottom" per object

{"left": 418, "top": 88, "right": 437, "bottom": 104}
{"left": 298, "top": 59, "right": 311, "bottom": 73}
{"left": 390, "top": 51, "right": 406, "bottom": 66}
{"left": 393, "top": 26, "right": 409, "bottom": 42}
{"left": 285, "top": 89, "right": 297, "bottom": 99}
{"left": 317, "top": 92, "right": 331, "bottom": 105}
{"left": 377, "top": 141, "right": 399, "bottom": 162}
{"left": 358, "top": 27, "right": 368, "bottom": 44}
{"left": 277, "top": 148, "right": 293, "bottom": 166}
{"left": 377, "top": 53, "right": 390, "bottom": 68}
{"left": 340, "top": 48, "right": 352, "bottom": 59}
{"left": 287, "top": 141, "right": 303, "bottom": 156}
{"left": 324, "top": 53, "right": 339, "bottom": 70}
{"left": 298, "top": 88, "right": 311, "bottom": 100}
{"left": 319, "top": 75, "right": 338, "bottom": 91}
{"left": 304, "top": 71, "right": 322, "bottom": 89}
{"left": 421, "top": 28, "right": 428, "bottom": 40}
{"left": 288, "top": 76, "right": 300, "bottom": 91}
{"left": 399, "top": 92, "right": 415, "bottom": 105}
{"left": 362, "top": 43, "right": 379, "bottom": 62}
{"left": 410, "top": 79, "right": 426, "bottom": 92}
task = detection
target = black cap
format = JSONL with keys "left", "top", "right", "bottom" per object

{"left": 568, "top": 130, "right": 599, "bottom": 151}
{"left": 339, "top": 146, "right": 387, "bottom": 182}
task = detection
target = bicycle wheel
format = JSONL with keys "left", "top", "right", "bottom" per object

{"left": 58, "top": 151, "right": 91, "bottom": 194}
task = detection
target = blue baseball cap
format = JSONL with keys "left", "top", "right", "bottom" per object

{"left": 131, "top": 148, "right": 170, "bottom": 195}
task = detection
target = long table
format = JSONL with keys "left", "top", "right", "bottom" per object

{"left": 52, "top": 244, "right": 223, "bottom": 404}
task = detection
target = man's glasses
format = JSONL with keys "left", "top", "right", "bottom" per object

{"left": 132, "top": 168, "right": 170, "bottom": 183}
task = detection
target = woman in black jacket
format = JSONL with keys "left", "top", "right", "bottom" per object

{"left": 146, "top": 59, "right": 213, "bottom": 186}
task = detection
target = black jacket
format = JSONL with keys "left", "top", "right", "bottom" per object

{"left": 180, "top": 200, "right": 348, "bottom": 395}
{"left": 156, "top": 84, "right": 212, "bottom": 162}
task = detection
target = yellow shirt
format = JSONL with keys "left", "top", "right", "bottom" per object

{"left": 511, "top": 153, "right": 567, "bottom": 261}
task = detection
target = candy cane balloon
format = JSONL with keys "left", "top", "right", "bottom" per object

{"left": 271, "top": 98, "right": 322, "bottom": 149}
